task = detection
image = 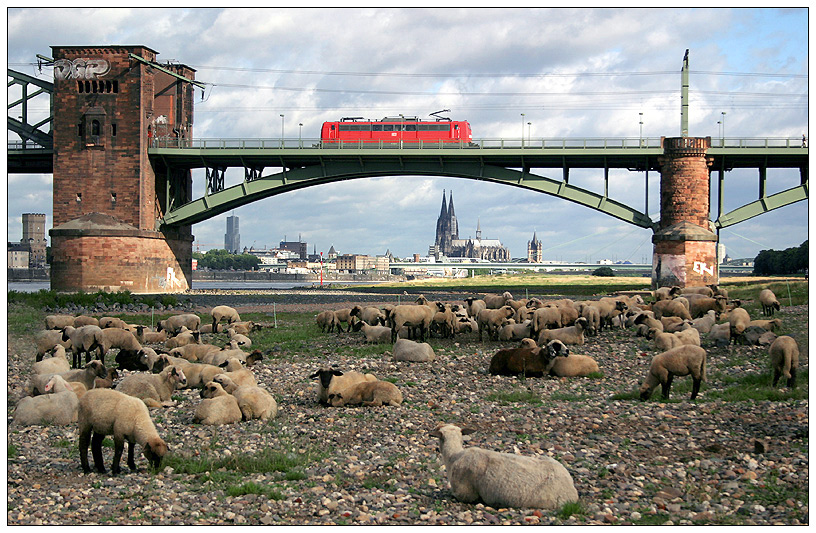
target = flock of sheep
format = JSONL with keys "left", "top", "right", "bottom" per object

{"left": 12, "top": 283, "right": 802, "bottom": 510}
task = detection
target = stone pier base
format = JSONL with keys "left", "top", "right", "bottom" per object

{"left": 49, "top": 213, "right": 192, "bottom": 293}
{"left": 652, "top": 221, "right": 719, "bottom": 289}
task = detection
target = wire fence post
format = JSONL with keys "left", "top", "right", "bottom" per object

{"left": 273, "top": 302, "right": 277, "bottom": 329}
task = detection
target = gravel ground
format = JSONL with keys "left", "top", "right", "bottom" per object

{"left": 7, "top": 289, "right": 809, "bottom": 525}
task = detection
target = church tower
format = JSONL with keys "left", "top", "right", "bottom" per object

{"left": 527, "top": 230, "right": 542, "bottom": 263}
{"left": 448, "top": 190, "right": 459, "bottom": 241}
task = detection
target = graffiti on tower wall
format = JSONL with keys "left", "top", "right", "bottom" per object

{"left": 54, "top": 58, "right": 110, "bottom": 80}
{"left": 652, "top": 253, "right": 686, "bottom": 287}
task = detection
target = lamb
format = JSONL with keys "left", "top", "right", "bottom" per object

{"left": 392, "top": 338, "right": 436, "bottom": 362}
{"left": 32, "top": 344, "right": 71, "bottom": 376}
{"left": 537, "top": 317, "right": 589, "bottom": 346}
{"left": 390, "top": 304, "right": 436, "bottom": 342}
{"left": 639, "top": 345, "right": 707, "bottom": 401}
{"left": 157, "top": 313, "right": 201, "bottom": 335}
{"left": 691, "top": 310, "right": 718, "bottom": 335}
{"left": 194, "top": 381, "right": 243, "bottom": 425}
{"left": 61, "top": 324, "right": 105, "bottom": 368}
{"left": 759, "top": 289, "right": 781, "bottom": 316}
{"left": 133, "top": 325, "right": 168, "bottom": 345}
{"left": 115, "top": 365, "right": 187, "bottom": 408}
{"left": 332, "top": 306, "right": 362, "bottom": 333}
{"left": 728, "top": 307, "right": 752, "bottom": 343}
{"left": 353, "top": 320, "right": 393, "bottom": 344}
{"left": 464, "top": 297, "right": 487, "bottom": 319}
{"left": 769, "top": 336, "right": 800, "bottom": 388}
{"left": 429, "top": 424, "right": 578, "bottom": 509}
{"left": 13, "top": 375, "right": 79, "bottom": 426}
{"left": 218, "top": 357, "right": 258, "bottom": 387}
{"left": 328, "top": 380, "right": 403, "bottom": 407}
{"left": 316, "top": 310, "right": 339, "bottom": 333}
{"left": 489, "top": 339, "right": 569, "bottom": 377}
{"left": 708, "top": 323, "right": 731, "bottom": 348}
{"left": 28, "top": 360, "right": 108, "bottom": 396}
{"left": 483, "top": 291, "right": 514, "bottom": 309}
{"left": 227, "top": 328, "right": 252, "bottom": 348}
{"left": 99, "top": 327, "right": 143, "bottom": 365}
{"left": 309, "top": 368, "right": 378, "bottom": 405}
{"left": 549, "top": 353, "right": 599, "bottom": 377}
{"left": 99, "top": 317, "right": 130, "bottom": 329}
{"left": 45, "top": 314, "right": 75, "bottom": 330}
{"left": 209, "top": 305, "right": 240, "bottom": 332}
{"left": 78, "top": 388, "right": 169, "bottom": 474}
{"left": 498, "top": 319, "right": 533, "bottom": 341}
{"left": 477, "top": 306, "right": 516, "bottom": 341}
{"left": 211, "top": 374, "right": 278, "bottom": 420}
{"left": 748, "top": 318, "right": 783, "bottom": 332}
{"left": 34, "top": 329, "right": 73, "bottom": 361}
{"left": 687, "top": 295, "right": 728, "bottom": 319}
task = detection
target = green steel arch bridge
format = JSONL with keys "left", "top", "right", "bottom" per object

{"left": 8, "top": 68, "right": 808, "bottom": 233}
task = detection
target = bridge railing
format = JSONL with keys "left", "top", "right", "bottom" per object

{"left": 149, "top": 136, "right": 806, "bottom": 150}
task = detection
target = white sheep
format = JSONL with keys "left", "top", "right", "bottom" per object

{"left": 211, "top": 374, "right": 278, "bottom": 421}
{"left": 464, "top": 297, "right": 487, "bottom": 319}
{"left": 429, "top": 424, "right": 579, "bottom": 509}
{"left": 32, "top": 344, "right": 71, "bottom": 375}
{"left": 708, "top": 323, "right": 731, "bottom": 348}
{"left": 157, "top": 313, "right": 201, "bottom": 335}
{"left": 72, "top": 315, "right": 99, "bottom": 327}
{"left": 691, "top": 310, "right": 718, "bottom": 335}
{"left": 28, "top": 360, "right": 108, "bottom": 396}
{"left": 651, "top": 298, "right": 692, "bottom": 321}
{"left": 168, "top": 343, "right": 221, "bottom": 362}
{"left": 477, "top": 306, "right": 516, "bottom": 341}
{"left": 199, "top": 341, "right": 247, "bottom": 367}
{"left": 639, "top": 345, "right": 707, "bottom": 401}
{"left": 392, "top": 338, "right": 436, "bottom": 362}
{"left": 686, "top": 295, "right": 728, "bottom": 319}
{"left": 78, "top": 388, "right": 168, "bottom": 474}
{"left": 498, "top": 319, "right": 533, "bottom": 342}
{"left": 333, "top": 306, "right": 362, "bottom": 333}
{"left": 748, "top": 318, "right": 783, "bottom": 332}
{"left": 483, "top": 291, "right": 514, "bottom": 309}
{"left": 194, "top": 381, "right": 243, "bottom": 425}
{"left": 115, "top": 365, "right": 187, "bottom": 408}
{"left": 360, "top": 307, "right": 386, "bottom": 326}
{"left": 681, "top": 286, "right": 714, "bottom": 297}
{"left": 530, "top": 306, "right": 562, "bottom": 339}
{"left": 99, "top": 327, "right": 143, "bottom": 365}
{"left": 759, "top": 289, "right": 781, "bottom": 316}
{"left": 227, "top": 327, "right": 252, "bottom": 348}
{"left": 62, "top": 324, "right": 105, "bottom": 368}
{"left": 218, "top": 357, "right": 258, "bottom": 387}
{"left": 728, "top": 307, "right": 751, "bottom": 342}
{"left": 34, "top": 329, "right": 72, "bottom": 361}
{"left": 316, "top": 310, "right": 339, "bottom": 333}
{"left": 537, "top": 317, "right": 589, "bottom": 346}
{"left": 13, "top": 375, "right": 79, "bottom": 426}
{"left": 309, "top": 368, "right": 378, "bottom": 405}
{"left": 133, "top": 325, "right": 168, "bottom": 345}
{"left": 353, "top": 321, "right": 393, "bottom": 344}
{"left": 769, "top": 335, "right": 800, "bottom": 388}
{"left": 549, "top": 353, "right": 599, "bottom": 377}
{"left": 328, "top": 380, "right": 403, "bottom": 407}
{"left": 390, "top": 304, "right": 435, "bottom": 342}
{"left": 99, "top": 317, "right": 129, "bottom": 329}
{"left": 45, "top": 314, "right": 75, "bottom": 330}
{"left": 164, "top": 328, "right": 201, "bottom": 349}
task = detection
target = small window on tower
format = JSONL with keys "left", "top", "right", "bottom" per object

{"left": 111, "top": 123, "right": 117, "bottom": 137}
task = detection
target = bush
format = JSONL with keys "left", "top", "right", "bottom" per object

{"left": 592, "top": 266, "right": 615, "bottom": 277}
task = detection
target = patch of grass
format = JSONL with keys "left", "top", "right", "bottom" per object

{"left": 585, "top": 371, "right": 604, "bottom": 379}
{"left": 633, "top": 512, "right": 672, "bottom": 525}
{"left": 556, "top": 500, "right": 586, "bottom": 520}
{"left": 549, "top": 392, "right": 589, "bottom": 402}
{"left": 706, "top": 370, "right": 808, "bottom": 402}
{"left": 164, "top": 445, "right": 326, "bottom": 478}
{"left": 486, "top": 389, "right": 542, "bottom": 405}
{"left": 8, "top": 444, "right": 18, "bottom": 459}
{"left": 225, "top": 481, "right": 284, "bottom": 500}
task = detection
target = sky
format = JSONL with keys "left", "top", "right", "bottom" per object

{"left": 6, "top": 7, "right": 810, "bottom": 262}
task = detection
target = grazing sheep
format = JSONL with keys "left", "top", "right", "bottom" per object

{"left": 78, "top": 388, "right": 168, "bottom": 474}
{"left": 333, "top": 306, "right": 362, "bottom": 333}
{"left": 328, "top": 380, "right": 403, "bottom": 407}
{"left": 29, "top": 360, "right": 108, "bottom": 396}
{"left": 45, "top": 314, "right": 75, "bottom": 330}
{"left": 390, "top": 304, "right": 436, "bottom": 342}
{"left": 464, "top": 297, "right": 487, "bottom": 319}
{"left": 748, "top": 318, "right": 783, "bottom": 332}
{"left": 769, "top": 336, "right": 800, "bottom": 388}
{"left": 728, "top": 307, "right": 752, "bottom": 343}
{"left": 691, "top": 310, "right": 718, "bottom": 335}
{"left": 157, "top": 314, "right": 201, "bottom": 335}
{"left": 212, "top": 374, "right": 278, "bottom": 420}
{"left": 72, "top": 315, "right": 99, "bottom": 327}
{"left": 477, "top": 306, "right": 516, "bottom": 341}
{"left": 708, "top": 323, "right": 731, "bottom": 348}
{"left": 549, "top": 353, "right": 599, "bottom": 377}
{"left": 309, "top": 368, "right": 378, "bottom": 405}
{"left": 537, "top": 317, "right": 589, "bottom": 346}
{"left": 353, "top": 320, "right": 393, "bottom": 344}
{"left": 316, "top": 310, "right": 339, "bottom": 333}
{"left": 62, "top": 325, "right": 105, "bottom": 368}
{"left": 134, "top": 325, "right": 168, "bottom": 345}
{"left": 218, "top": 358, "right": 258, "bottom": 387}
{"left": 115, "top": 365, "right": 187, "bottom": 408}
{"left": 639, "top": 345, "right": 707, "bottom": 401}
{"left": 488, "top": 339, "right": 569, "bottom": 377}
{"left": 194, "top": 381, "right": 243, "bottom": 425}
{"left": 34, "top": 329, "right": 73, "bottom": 361}
{"left": 393, "top": 338, "right": 436, "bottom": 362}
{"left": 32, "top": 345, "right": 71, "bottom": 375}
{"left": 99, "top": 317, "right": 129, "bottom": 329}
{"left": 210, "top": 305, "right": 241, "bottom": 332}
{"left": 98, "top": 327, "right": 143, "bottom": 365}
{"left": 13, "top": 375, "right": 79, "bottom": 426}
{"left": 759, "top": 289, "right": 782, "bottom": 316}
{"left": 498, "top": 319, "right": 533, "bottom": 341}
{"left": 429, "top": 424, "right": 578, "bottom": 509}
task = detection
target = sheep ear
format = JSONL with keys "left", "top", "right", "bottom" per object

{"left": 429, "top": 429, "right": 443, "bottom": 439}
{"left": 461, "top": 427, "right": 477, "bottom": 436}
{"left": 331, "top": 370, "right": 344, "bottom": 377}
{"left": 308, "top": 371, "right": 320, "bottom": 379}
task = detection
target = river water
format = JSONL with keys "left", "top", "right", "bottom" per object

{"left": 7, "top": 280, "right": 388, "bottom": 293}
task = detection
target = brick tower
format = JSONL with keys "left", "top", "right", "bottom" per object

{"left": 652, "top": 137, "right": 718, "bottom": 288}
{"left": 48, "top": 45, "right": 195, "bottom": 293}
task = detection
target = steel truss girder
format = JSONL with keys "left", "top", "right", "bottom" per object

{"left": 161, "top": 160, "right": 656, "bottom": 229}
{"left": 715, "top": 182, "right": 808, "bottom": 228}
{"left": 7, "top": 69, "right": 54, "bottom": 149}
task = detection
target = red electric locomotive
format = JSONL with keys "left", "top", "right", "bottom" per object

{"left": 320, "top": 110, "right": 472, "bottom": 147}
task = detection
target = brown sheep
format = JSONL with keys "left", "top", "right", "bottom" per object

{"left": 488, "top": 339, "right": 569, "bottom": 377}
{"left": 770, "top": 335, "right": 800, "bottom": 388}
{"left": 639, "top": 345, "right": 707, "bottom": 401}
{"left": 759, "top": 289, "right": 781, "bottom": 316}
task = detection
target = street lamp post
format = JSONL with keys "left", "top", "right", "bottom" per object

{"left": 527, "top": 122, "right": 531, "bottom": 144}
{"left": 520, "top": 113, "right": 525, "bottom": 147}
{"left": 721, "top": 111, "right": 726, "bottom": 145}
{"left": 280, "top": 114, "right": 285, "bottom": 148}
{"left": 298, "top": 122, "right": 303, "bottom": 146}
{"left": 717, "top": 121, "right": 722, "bottom": 145}
{"left": 639, "top": 112, "right": 644, "bottom": 146}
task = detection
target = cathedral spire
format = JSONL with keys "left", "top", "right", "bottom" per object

{"left": 448, "top": 190, "right": 458, "bottom": 240}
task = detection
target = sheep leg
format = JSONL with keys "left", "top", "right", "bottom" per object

{"left": 126, "top": 440, "right": 138, "bottom": 471}
{"left": 79, "top": 428, "right": 93, "bottom": 473}
{"left": 661, "top": 374, "right": 674, "bottom": 399}
{"left": 691, "top": 377, "right": 701, "bottom": 400}
{"left": 787, "top": 367, "right": 797, "bottom": 389}
{"left": 772, "top": 369, "right": 781, "bottom": 387}
{"left": 111, "top": 437, "right": 126, "bottom": 476}
{"left": 91, "top": 432, "right": 107, "bottom": 474}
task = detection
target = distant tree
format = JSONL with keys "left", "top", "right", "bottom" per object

{"left": 592, "top": 266, "right": 615, "bottom": 277}
{"left": 753, "top": 240, "right": 808, "bottom": 275}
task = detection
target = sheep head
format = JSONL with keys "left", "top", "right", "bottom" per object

{"left": 546, "top": 340, "right": 569, "bottom": 359}
{"left": 309, "top": 368, "right": 344, "bottom": 389}
{"left": 143, "top": 437, "right": 168, "bottom": 470}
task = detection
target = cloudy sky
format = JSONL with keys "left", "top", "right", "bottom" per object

{"left": 7, "top": 7, "right": 809, "bottom": 262}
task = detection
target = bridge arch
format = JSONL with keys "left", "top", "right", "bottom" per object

{"left": 161, "top": 160, "right": 656, "bottom": 230}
